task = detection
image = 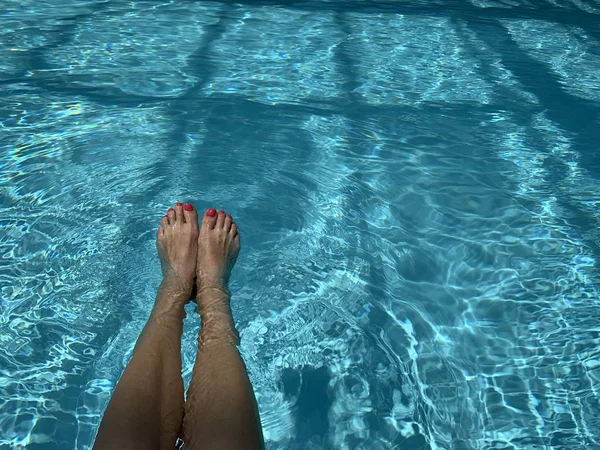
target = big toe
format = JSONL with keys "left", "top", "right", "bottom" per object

{"left": 183, "top": 203, "right": 199, "bottom": 230}
{"left": 201, "top": 208, "right": 218, "bottom": 230}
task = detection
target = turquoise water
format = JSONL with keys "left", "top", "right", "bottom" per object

{"left": 2, "top": 0, "right": 600, "bottom": 448}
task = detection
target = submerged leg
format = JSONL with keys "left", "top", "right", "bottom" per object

{"left": 93, "top": 203, "right": 199, "bottom": 450}
{"left": 183, "top": 208, "right": 264, "bottom": 450}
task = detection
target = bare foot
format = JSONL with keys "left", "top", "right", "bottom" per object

{"left": 195, "top": 208, "right": 240, "bottom": 344}
{"left": 196, "top": 208, "right": 240, "bottom": 290}
{"left": 156, "top": 202, "right": 199, "bottom": 299}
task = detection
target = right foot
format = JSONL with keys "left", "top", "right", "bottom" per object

{"left": 196, "top": 208, "right": 241, "bottom": 290}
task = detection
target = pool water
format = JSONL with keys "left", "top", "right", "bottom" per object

{"left": 2, "top": 0, "right": 600, "bottom": 448}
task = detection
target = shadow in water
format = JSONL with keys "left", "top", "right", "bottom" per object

{"left": 282, "top": 365, "right": 333, "bottom": 448}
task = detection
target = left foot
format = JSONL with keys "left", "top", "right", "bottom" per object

{"left": 156, "top": 202, "right": 199, "bottom": 298}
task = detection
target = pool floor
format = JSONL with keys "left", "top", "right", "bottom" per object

{"left": 1, "top": 1, "right": 600, "bottom": 449}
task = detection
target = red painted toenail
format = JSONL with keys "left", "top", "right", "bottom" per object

{"left": 184, "top": 203, "right": 193, "bottom": 211}
{"left": 168, "top": 208, "right": 174, "bottom": 212}
{"left": 207, "top": 208, "right": 217, "bottom": 217}
{"left": 218, "top": 210, "right": 225, "bottom": 214}
{"left": 176, "top": 202, "right": 183, "bottom": 206}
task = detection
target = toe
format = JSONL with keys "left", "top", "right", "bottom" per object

{"left": 161, "top": 215, "right": 169, "bottom": 229}
{"left": 230, "top": 222, "right": 238, "bottom": 236}
{"left": 224, "top": 214, "right": 233, "bottom": 231}
{"left": 202, "top": 208, "right": 218, "bottom": 230}
{"left": 175, "top": 202, "right": 185, "bottom": 223}
{"left": 216, "top": 210, "right": 226, "bottom": 229}
{"left": 183, "top": 203, "right": 198, "bottom": 230}
{"left": 167, "top": 207, "right": 176, "bottom": 223}
{"left": 157, "top": 216, "right": 168, "bottom": 239}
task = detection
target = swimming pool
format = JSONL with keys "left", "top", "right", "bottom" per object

{"left": 2, "top": 0, "right": 600, "bottom": 448}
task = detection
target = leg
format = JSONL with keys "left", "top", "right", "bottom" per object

{"left": 182, "top": 209, "right": 264, "bottom": 450}
{"left": 94, "top": 203, "right": 199, "bottom": 450}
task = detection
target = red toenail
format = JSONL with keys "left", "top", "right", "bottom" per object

{"left": 168, "top": 208, "right": 174, "bottom": 212}
{"left": 176, "top": 202, "right": 183, "bottom": 206}
{"left": 184, "top": 203, "right": 193, "bottom": 211}
{"left": 207, "top": 208, "right": 217, "bottom": 217}
{"left": 218, "top": 210, "right": 225, "bottom": 214}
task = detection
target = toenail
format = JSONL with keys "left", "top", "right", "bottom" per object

{"left": 207, "top": 208, "right": 217, "bottom": 217}
{"left": 184, "top": 203, "right": 193, "bottom": 211}
{"left": 176, "top": 202, "right": 183, "bottom": 206}
{"left": 218, "top": 210, "right": 225, "bottom": 214}
{"left": 168, "top": 208, "right": 174, "bottom": 212}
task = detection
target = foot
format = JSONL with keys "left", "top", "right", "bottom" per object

{"left": 156, "top": 202, "right": 199, "bottom": 298}
{"left": 196, "top": 208, "right": 240, "bottom": 290}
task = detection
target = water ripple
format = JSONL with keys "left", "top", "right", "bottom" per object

{"left": 2, "top": 1, "right": 600, "bottom": 449}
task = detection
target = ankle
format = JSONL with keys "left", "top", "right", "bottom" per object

{"left": 150, "top": 295, "right": 186, "bottom": 323}
{"left": 196, "top": 287, "right": 231, "bottom": 317}
{"left": 199, "top": 311, "right": 240, "bottom": 346}
{"left": 195, "top": 285, "right": 238, "bottom": 345}
{"left": 160, "top": 275, "right": 194, "bottom": 299}
{"left": 195, "top": 274, "right": 228, "bottom": 290}
{"left": 196, "top": 283, "right": 229, "bottom": 296}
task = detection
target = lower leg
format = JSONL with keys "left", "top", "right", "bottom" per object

{"left": 93, "top": 283, "right": 186, "bottom": 450}
{"left": 184, "top": 286, "right": 263, "bottom": 450}
{"left": 94, "top": 202, "right": 199, "bottom": 450}
{"left": 183, "top": 209, "right": 263, "bottom": 450}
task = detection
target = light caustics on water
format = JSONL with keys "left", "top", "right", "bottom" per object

{"left": 1, "top": 1, "right": 600, "bottom": 449}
